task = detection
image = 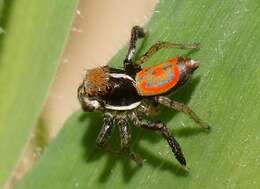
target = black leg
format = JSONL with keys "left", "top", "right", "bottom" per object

{"left": 116, "top": 115, "right": 143, "bottom": 165}
{"left": 157, "top": 96, "right": 210, "bottom": 129}
{"left": 124, "top": 26, "right": 145, "bottom": 75}
{"left": 77, "top": 84, "right": 89, "bottom": 111}
{"left": 135, "top": 41, "right": 200, "bottom": 65}
{"left": 77, "top": 84, "right": 97, "bottom": 112}
{"left": 96, "top": 112, "right": 114, "bottom": 148}
{"left": 130, "top": 112, "right": 187, "bottom": 168}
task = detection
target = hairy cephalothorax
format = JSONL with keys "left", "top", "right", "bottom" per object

{"left": 83, "top": 66, "right": 111, "bottom": 96}
{"left": 78, "top": 26, "right": 210, "bottom": 169}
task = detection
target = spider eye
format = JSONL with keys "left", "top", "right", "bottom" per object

{"left": 78, "top": 84, "right": 101, "bottom": 112}
{"left": 82, "top": 97, "right": 101, "bottom": 112}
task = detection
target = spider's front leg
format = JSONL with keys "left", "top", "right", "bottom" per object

{"left": 96, "top": 112, "right": 114, "bottom": 150}
{"left": 124, "top": 26, "right": 146, "bottom": 75}
{"left": 116, "top": 114, "right": 143, "bottom": 165}
{"left": 77, "top": 84, "right": 90, "bottom": 111}
{"left": 130, "top": 112, "right": 187, "bottom": 168}
{"left": 157, "top": 96, "right": 210, "bottom": 129}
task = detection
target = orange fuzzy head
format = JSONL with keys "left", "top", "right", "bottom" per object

{"left": 83, "top": 67, "right": 111, "bottom": 97}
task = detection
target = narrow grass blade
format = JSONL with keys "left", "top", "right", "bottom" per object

{"left": 0, "top": 0, "right": 79, "bottom": 187}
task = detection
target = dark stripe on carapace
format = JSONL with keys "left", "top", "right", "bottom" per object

{"left": 101, "top": 72, "right": 142, "bottom": 107}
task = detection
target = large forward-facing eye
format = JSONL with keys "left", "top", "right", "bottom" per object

{"left": 82, "top": 97, "right": 101, "bottom": 112}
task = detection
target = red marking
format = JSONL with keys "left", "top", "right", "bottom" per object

{"left": 138, "top": 70, "right": 145, "bottom": 78}
{"left": 153, "top": 66, "right": 165, "bottom": 77}
{"left": 136, "top": 58, "right": 181, "bottom": 96}
{"left": 169, "top": 57, "right": 178, "bottom": 65}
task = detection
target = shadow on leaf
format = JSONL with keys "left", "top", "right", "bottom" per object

{"left": 0, "top": 0, "right": 16, "bottom": 54}
{"left": 80, "top": 113, "right": 190, "bottom": 183}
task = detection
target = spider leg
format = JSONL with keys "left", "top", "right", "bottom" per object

{"left": 77, "top": 84, "right": 89, "bottom": 111}
{"left": 130, "top": 112, "right": 187, "bottom": 168}
{"left": 157, "top": 96, "right": 210, "bottom": 129}
{"left": 124, "top": 26, "right": 146, "bottom": 75}
{"left": 96, "top": 112, "right": 114, "bottom": 149}
{"left": 116, "top": 115, "right": 143, "bottom": 165}
{"left": 135, "top": 41, "right": 200, "bottom": 66}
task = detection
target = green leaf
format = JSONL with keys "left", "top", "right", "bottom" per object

{"left": 0, "top": 0, "right": 3, "bottom": 16}
{"left": 0, "top": 0, "right": 79, "bottom": 187}
{"left": 0, "top": 0, "right": 4, "bottom": 33}
{"left": 16, "top": 0, "right": 260, "bottom": 188}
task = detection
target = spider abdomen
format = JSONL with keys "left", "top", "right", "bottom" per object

{"left": 135, "top": 57, "right": 199, "bottom": 96}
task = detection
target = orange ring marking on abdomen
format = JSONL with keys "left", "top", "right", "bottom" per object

{"left": 138, "top": 60, "right": 180, "bottom": 96}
